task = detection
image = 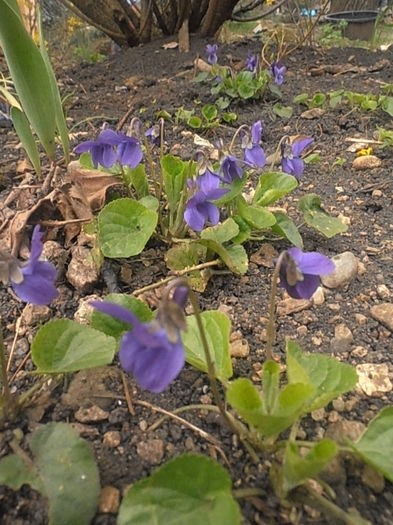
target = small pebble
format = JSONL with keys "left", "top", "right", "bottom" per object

{"left": 98, "top": 486, "right": 120, "bottom": 514}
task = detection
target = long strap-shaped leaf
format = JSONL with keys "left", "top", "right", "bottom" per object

{"left": 11, "top": 107, "right": 41, "bottom": 176}
{"left": 37, "top": 7, "right": 70, "bottom": 164}
{"left": 0, "top": 0, "right": 57, "bottom": 160}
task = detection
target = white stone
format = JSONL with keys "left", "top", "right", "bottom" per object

{"left": 321, "top": 252, "right": 358, "bottom": 289}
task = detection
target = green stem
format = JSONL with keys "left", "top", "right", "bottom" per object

{"left": 17, "top": 377, "right": 49, "bottom": 409}
{"left": 229, "top": 124, "right": 249, "bottom": 153}
{"left": 265, "top": 251, "right": 286, "bottom": 361}
{"left": 0, "top": 321, "right": 11, "bottom": 413}
{"left": 292, "top": 484, "right": 366, "bottom": 525}
{"left": 143, "top": 134, "right": 161, "bottom": 200}
{"left": 188, "top": 289, "right": 243, "bottom": 438}
{"left": 159, "top": 118, "right": 165, "bottom": 161}
{"left": 269, "top": 135, "right": 288, "bottom": 171}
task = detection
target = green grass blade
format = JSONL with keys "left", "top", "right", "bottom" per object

{"left": 37, "top": 7, "right": 70, "bottom": 163}
{"left": 10, "top": 107, "right": 41, "bottom": 177}
{"left": 0, "top": 0, "right": 57, "bottom": 159}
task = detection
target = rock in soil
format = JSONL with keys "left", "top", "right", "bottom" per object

{"left": 74, "top": 404, "right": 109, "bottom": 423}
{"left": 137, "top": 439, "right": 165, "bottom": 465}
{"left": 370, "top": 303, "right": 393, "bottom": 332}
{"left": 66, "top": 245, "right": 99, "bottom": 292}
{"left": 356, "top": 363, "right": 392, "bottom": 396}
{"left": 321, "top": 252, "right": 359, "bottom": 289}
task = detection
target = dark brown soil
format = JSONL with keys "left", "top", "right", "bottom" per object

{"left": 1, "top": 35, "right": 393, "bottom": 525}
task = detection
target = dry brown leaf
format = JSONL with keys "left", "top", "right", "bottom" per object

{"left": 68, "top": 161, "right": 122, "bottom": 212}
{"left": 194, "top": 58, "right": 212, "bottom": 73}
{"left": 300, "top": 108, "right": 325, "bottom": 119}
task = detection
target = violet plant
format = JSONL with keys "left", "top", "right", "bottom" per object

{"left": 2, "top": 230, "right": 393, "bottom": 525}
{"left": 2, "top": 13, "right": 392, "bottom": 522}
{"left": 79, "top": 253, "right": 393, "bottom": 525}
{"left": 194, "top": 43, "right": 286, "bottom": 106}
{"left": 74, "top": 117, "right": 348, "bottom": 292}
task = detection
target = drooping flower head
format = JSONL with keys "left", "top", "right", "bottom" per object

{"left": 279, "top": 248, "right": 334, "bottom": 299}
{"left": 145, "top": 124, "right": 161, "bottom": 147}
{"left": 242, "top": 120, "right": 266, "bottom": 168}
{"left": 184, "top": 167, "right": 228, "bottom": 232}
{"left": 281, "top": 137, "right": 313, "bottom": 179}
{"left": 1, "top": 226, "right": 58, "bottom": 305}
{"left": 246, "top": 51, "right": 258, "bottom": 73}
{"left": 74, "top": 129, "right": 121, "bottom": 168}
{"left": 271, "top": 61, "right": 286, "bottom": 86}
{"left": 90, "top": 282, "right": 188, "bottom": 393}
{"left": 220, "top": 155, "right": 243, "bottom": 184}
{"left": 116, "top": 132, "right": 143, "bottom": 168}
{"left": 206, "top": 44, "right": 218, "bottom": 65}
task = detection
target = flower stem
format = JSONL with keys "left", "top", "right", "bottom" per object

{"left": 229, "top": 124, "right": 249, "bottom": 153}
{"left": 188, "top": 289, "right": 245, "bottom": 440}
{"left": 265, "top": 251, "right": 286, "bottom": 361}
{"left": 159, "top": 118, "right": 165, "bottom": 160}
{"left": 0, "top": 320, "right": 11, "bottom": 415}
{"left": 292, "top": 484, "right": 366, "bottom": 525}
{"left": 269, "top": 135, "right": 288, "bottom": 171}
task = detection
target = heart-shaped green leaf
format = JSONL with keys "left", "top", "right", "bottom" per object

{"left": 351, "top": 407, "right": 393, "bottom": 482}
{"left": 32, "top": 319, "right": 116, "bottom": 373}
{"left": 98, "top": 198, "right": 158, "bottom": 258}
{"left": 298, "top": 194, "right": 348, "bottom": 238}
{"left": 0, "top": 422, "right": 100, "bottom": 525}
{"left": 118, "top": 454, "right": 240, "bottom": 525}
{"left": 253, "top": 172, "right": 298, "bottom": 206}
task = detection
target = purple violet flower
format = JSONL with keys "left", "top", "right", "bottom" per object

{"left": 279, "top": 248, "right": 335, "bottom": 299}
{"left": 116, "top": 132, "right": 143, "bottom": 168}
{"left": 242, "top": 120, "right": 266, "bottom": 168}
{"left": 271, "top": 62, "right": 286, "bottom": 86}
{"left": 184, "top": 170, "right": 228, "bottom": 232}
{"left": 91, "top": 287, "right": 188, "bottom": 393}
{"left": 10, "top": 226, "right": 58, "bottom": 305}
{"left": 74, "top": 129, "right": 121, "bottom": 168}
{"left": 221, "top": 155, "right": 243, "bottom": 183}
{"left": 75, "top": 129, "right": 143, "bottom": 169}
{"left": 281, "top": 137, "right": 313, "bottom": 179}
{"left": 206, "top": 44, "right": 218, "bottom": 65}
{"left": 246, "top": 51, "right": 258, "bottom": 73}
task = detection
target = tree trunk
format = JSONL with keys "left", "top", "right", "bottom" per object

{"left": 60, "top": 0, "right": 242, "bottom": 45}
{"left": 329, "top": 0, "right": 379, "bottom": 12}
{"left": 58, "top": 0, "right": 128, "bottom": 45}
{"left": 200, "top": 0, "right": 239, "bottom": 36}
{"left": 139, "top": 0, "right": 153, "bottom": 43}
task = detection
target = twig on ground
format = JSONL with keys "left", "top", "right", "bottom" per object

{"left": 121, "top": 370, "right": 135, "bottom": 416}
{"left": 135, "top": 399, "right": 221, "bottom": 446}
{"left": 9, "top": 350, "right": 31, "bottom": 384}
{"left": 117, "top": 106, "right": 134, "bottom": 132}
{"left": 6, "top": 315, "right": 22, "bottom": 373}
{"left": 132, "top": 259, "right": 220, "bottom": 296}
